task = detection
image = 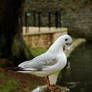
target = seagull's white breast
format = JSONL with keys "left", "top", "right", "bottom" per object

{"left": 55, "top": 52, "right": 67, "bottom": 71}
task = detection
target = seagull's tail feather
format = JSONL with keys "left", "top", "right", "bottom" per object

{"left": 6, "top": 67, "right": 24, "bottom": 71}
{"left": 18, "top": 68, "right": 38, "bottom": 74}
{"left": 6, "top": 67, "right": 37, "bottom": 72}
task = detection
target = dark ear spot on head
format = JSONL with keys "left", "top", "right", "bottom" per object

{"left": 65, "top": 38, "right": 68, "bottom": 41}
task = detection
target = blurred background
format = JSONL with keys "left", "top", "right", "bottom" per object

{"left": 0, "top": 0, "right": 92, "bottom": 92}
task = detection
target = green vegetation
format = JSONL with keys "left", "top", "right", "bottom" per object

{"left": 31, "top": 48, "right": 48, "bottom": 57}
{"left": 29, "top": 81, "right": 40, "bottom": 89}
{"left": 0, "top": 74, "right": 19, "bottom": 92}
{"left": 72, "top": 37, "right": 77, "bottom": 42}
{"left": 0, "top": 72, "right": 44, "bottom": 92}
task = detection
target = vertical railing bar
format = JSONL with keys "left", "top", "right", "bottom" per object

{"left": 55, "top": 11, "right": 58, "bottom": 28}
{"left": 38, "top": 12, "right": 41, "bottom": 32}
{"left": 59, "top": 11, "right": 62, "bottom": 27}
{"left": 48, "top": 11, "right": 51, "bottom": 30}
{"left": 25, "top": 12, "right": 29, "bottom": 33}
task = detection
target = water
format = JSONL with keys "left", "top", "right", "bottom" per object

{"left": 57, "top": 41, "right": 92, "bottom": 92}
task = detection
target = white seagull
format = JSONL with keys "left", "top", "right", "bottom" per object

{"left": 18, "top": 34, "right": 72, "bottom": 90}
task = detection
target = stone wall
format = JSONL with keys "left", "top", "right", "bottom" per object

{"left": 25, "top": 0, "right": 92, "bottom": 39}
{"left": 23, "top": 28, "right": 67, "bottom": 48}
{"left": 60, "top": 0, "right": 92, "bottom": 40}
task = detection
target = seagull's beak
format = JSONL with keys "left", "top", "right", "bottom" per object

{"left": 63, "top": 46, "right": 71, "bottom": 51}
{"left": 63, "top": 42, "right": 72, "bottom": 51}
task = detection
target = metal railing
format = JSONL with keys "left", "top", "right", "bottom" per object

{"left": 24, "top": 11, "right": 62, "bottom": 32}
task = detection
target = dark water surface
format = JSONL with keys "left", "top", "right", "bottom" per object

{"left": 57, "top": 41, "right": 92, "bottom": 92}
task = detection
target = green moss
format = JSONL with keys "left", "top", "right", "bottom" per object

{"left": 30, "top": 48, "right": 48, "bottom": 57}
{"left": 11, "top": 36, "right": 22, "bottom": 57}
{"left": 12, "top": 35, "right": 33, "bottom": 57}
{"left": 29, "top": 81, "right": 40, "bottom": 88}
{"left": 0, "top": 74, "right": 19, "bottom": 92}
{"left": 0, "top": 74, "right": 6, "bottom": 79}
{"left": 72, "top": 37, "right": 77, "bottom": 42}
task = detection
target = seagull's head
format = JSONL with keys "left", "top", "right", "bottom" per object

{"left": 48, "top": 34, "right": 72, "bottom": 52}
{"left": 61, "top": 35, "right": 72, "bottom": 51}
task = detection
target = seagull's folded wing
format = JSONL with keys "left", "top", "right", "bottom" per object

{"left": 18, "top": 53, "right": 57, "bottom": 72}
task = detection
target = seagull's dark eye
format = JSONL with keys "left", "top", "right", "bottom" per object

{"left": 65, "top": 38, "right": 68, "bottom": 41}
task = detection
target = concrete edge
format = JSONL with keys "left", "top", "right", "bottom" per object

{"left": 66, "top": 39, "right": 86, "bottom": 57}
{"left": 23, "top": 28, "right": 68, "bottom": 36}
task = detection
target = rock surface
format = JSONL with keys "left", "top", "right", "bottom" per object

{"left": 60, "top": 0, "right": 92, "bottom": 40}
{"left": 32, "top": 85, "right": 70, "bottom": 92}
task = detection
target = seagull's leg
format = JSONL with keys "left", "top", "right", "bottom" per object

{"left": 46, "top": 76, "right": 55, "bottom": 91}
{"left": 51, "top": 84, "right": 55, "bottom": 87}
{"left": 46, "top": 76, "right": 50, "bottom": 89}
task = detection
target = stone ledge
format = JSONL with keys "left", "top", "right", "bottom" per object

{"left": 32, "top": 85, "right": 70, "bottom": 92}
{"left": 66, "top": 39, "right": 86, "bottom": 57}
{"left": 23, "top": 27, "right": 67, "bottom": 48}
{"left": 23, "top": 28, "right": 67, "bottom": 36}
